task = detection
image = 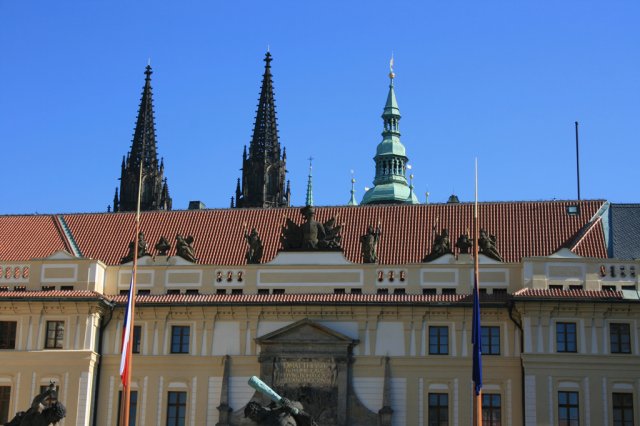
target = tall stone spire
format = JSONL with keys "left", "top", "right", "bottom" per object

{"left": 361, "top": 59, "right": 419, "bottom": 205}
{"left": 234, "top": 52, "right": 290, "bottom": 208}
{"left": 114, "top": 65, "right": 172, "bottom": 212}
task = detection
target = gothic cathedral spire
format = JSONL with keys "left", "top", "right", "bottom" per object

{"left": 114, "top": 65, "right": 172, "bottom": 212}
{"left": 234, "top": 52, "right": 290, "bottom": 208}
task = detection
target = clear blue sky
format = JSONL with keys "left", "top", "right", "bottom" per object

{"left": 1, "top": 1, "right": 638, "bottom": 214}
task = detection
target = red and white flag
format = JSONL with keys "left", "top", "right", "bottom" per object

{"left": 120, "top": 277, "right": 133, "bottom": 386}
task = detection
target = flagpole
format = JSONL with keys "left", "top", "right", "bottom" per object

{"left": 473, "top": 158, "right": 483, "bottom": 426}
{"left": 119, "top": 99, "right": 146, "bottom": 426}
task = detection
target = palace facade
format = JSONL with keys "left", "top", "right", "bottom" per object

{"left": 0, "top": 201, "right": 638, "bottom": 426}
{"left": 0, "top": 53, "right": 638, "bottom": 426}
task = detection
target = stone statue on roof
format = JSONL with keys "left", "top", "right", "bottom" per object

{"left": 155, "top": 236, "right": 171, "bottom": 256}
{"left": 4, "top": 381, "right": 66, "bottom": 426}
{"left": 176, "top": 234, "right": 198, "bottom": 263}
{"left": 280, "top": 206, "right": 342, "bottom": 251}
{"left": 455, "top": 231, "right": 472, "bottom": 254}
{"left": 120, "top": 232, "right": 150, "bottom": 264}
{"left": 423, "top": 227, "right": 452, "bottom": 262}
{"left": 360, "top": 224, "right": 381, "bottom": 263}
{"left": 478, "top": 228, "right": 503, "bottom": 262}
{"left": 245, "top": 228, "right": 264, "bottom": 264}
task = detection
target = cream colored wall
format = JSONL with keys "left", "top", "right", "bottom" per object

{"left": 518, "top": 300, "right": 640, "bottom": 426}
{"left": 92, "top": 303, "right": 523, "bottom": 426}
{"left": 1, "top": 253, "right": 638, "bottom": 425}
{"left": 0, "top": 301, "right": 103, "bottom": 425}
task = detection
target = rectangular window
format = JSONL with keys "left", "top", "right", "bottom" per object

{"left": 0, "top": 386, "right": 10, "bottom": 424}
{"left": 428, "top": 393, "right": 448, "bottom": 426}
{"left": 117, "top": 390, "right": 138, "bottom": 426}
{"left": 0, "top": 321, "right": 17, "bottom": 349}
{"left": 556, "top": 322, "right": 577, "bottom": 353}
{"left": 45, "top": 321, "right": 64, "bottom": 349}
{"left": 166, "top": 391, "right": 187, "bottom": 426}
{"left": 132, "top": 326, "right": 141, "bottom": 354}
{"left": 171, "top": 326, "right": 190, "bottom": 354}
{"left": 122, "top": 325, "right": 142, "bottom": 354}
{"left": 558, "top": 391, "right": 579, "bottom": 426}
{"left": 482, "top": 393, "right": 501, "bottom": 426}
{"left": 612, "top": 393, "right": 634, "bottom": 426}
{"left": 610, "top": 323, "right": 631, "bottom": 354}
{"left": 429, "top": 326, "right": 449, "bottom": 355}
{"left": 481, "top": 326, "right": 500, "bottom": 355}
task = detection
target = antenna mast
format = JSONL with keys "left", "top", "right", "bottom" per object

{"left": 575, "top": 121, "right": 581, "bottom": 201}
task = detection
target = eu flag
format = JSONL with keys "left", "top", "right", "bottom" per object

{"left": 471, "top": 277, "right": 482, "bottom": 396}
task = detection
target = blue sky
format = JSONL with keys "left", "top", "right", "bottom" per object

{"left": 1, "top": 1, "right": 638, "bottom": 214}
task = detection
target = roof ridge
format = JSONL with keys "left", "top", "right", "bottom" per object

{"left": 570, "top": 201, "right": 608, "bottom": 252}
{"left": 56, "top": 215, "right": 83, "bottom": 257}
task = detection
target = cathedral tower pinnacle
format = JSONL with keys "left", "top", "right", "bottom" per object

{"left": 361, "top": 59, "right": 419, "bottom": 205}
{"left": 114, "top": 65, "right": 172, "bottom": 212}
{"left": 234, "top": 52, "right": 290, "bottom": 208}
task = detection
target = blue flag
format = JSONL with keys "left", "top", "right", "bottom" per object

{"left": 471, "top": 277, "right": 482, "bottom": 396}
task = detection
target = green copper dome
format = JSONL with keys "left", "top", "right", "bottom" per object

{"left": 361, "top": 67, "right": 419, "bottom": 205}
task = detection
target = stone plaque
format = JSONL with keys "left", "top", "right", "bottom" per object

{"left": 273, "top": 358, "right": 337, "bottom": 387}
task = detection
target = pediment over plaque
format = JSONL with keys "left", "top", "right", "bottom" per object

{"left": 240, "top": 319, "right": 376, "bottom": 426}
{"left": 256, "top": 319, "right": 358, "bottom": 346}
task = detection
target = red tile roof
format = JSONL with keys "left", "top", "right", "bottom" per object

{"left": 0, "top": 290, "right": 106, "bottom": 300}
{"left": 0, "top": 215, "right": 68, "bottom": 261}
{"left": 513, "top": 288, "right": 625, "bottom": 301}
{"left": 108, "top": 292, "right": 508, "bottom": 305}
{"left": 1, "top": 289, "right": 631, "bottom": 305}
{"left": 572, "top": 216, "right": 607, "bottom": 258}
{"left": 0, "top": 200, "right": 608, "bottom": 265}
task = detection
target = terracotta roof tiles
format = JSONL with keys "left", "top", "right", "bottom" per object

{"left": 513, "top": 288, "right": 625, "bottom": 301}
{"left": 0, "top": 200, "right": 608, "bottom": 265}
{"left": 0, "top": 215, "right": 68, "bottom": 261}
{"left": 108, "top": 292, "right": 508, "bottom": 305}
{"left": 0, "top": 289, "right": 106, "bottom": 300}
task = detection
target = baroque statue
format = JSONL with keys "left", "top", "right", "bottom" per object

{"left": 423, "top": 227, "right": 452, "bottom": 262}
{"left": 4, "top": 382, "right": 66, "bottom": 426}
{"left": 120, "top": 231, "right": 150, "bottom": 264}
{"left": 455, "top": 231, "right": 472, "bottom": 254}
{"left": 478, "top": 228, "right": 503, "bottom": 261}
{"left": 360, "top": 224, "right": 381, "bottom": 263}
{"left": 155, "top": 236, "right": 171, "bottom": 256}
{"left": 176, "top": 234, "right": 198, "bottom": 263}
{"left": 245, "top": 376, "right": 318, "bottom": 426}
{"left": 245, "top": 227, "right": 264, "bottom": 264}
{"left": 280, "top": 206, "right": 342, "bottom": 251}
